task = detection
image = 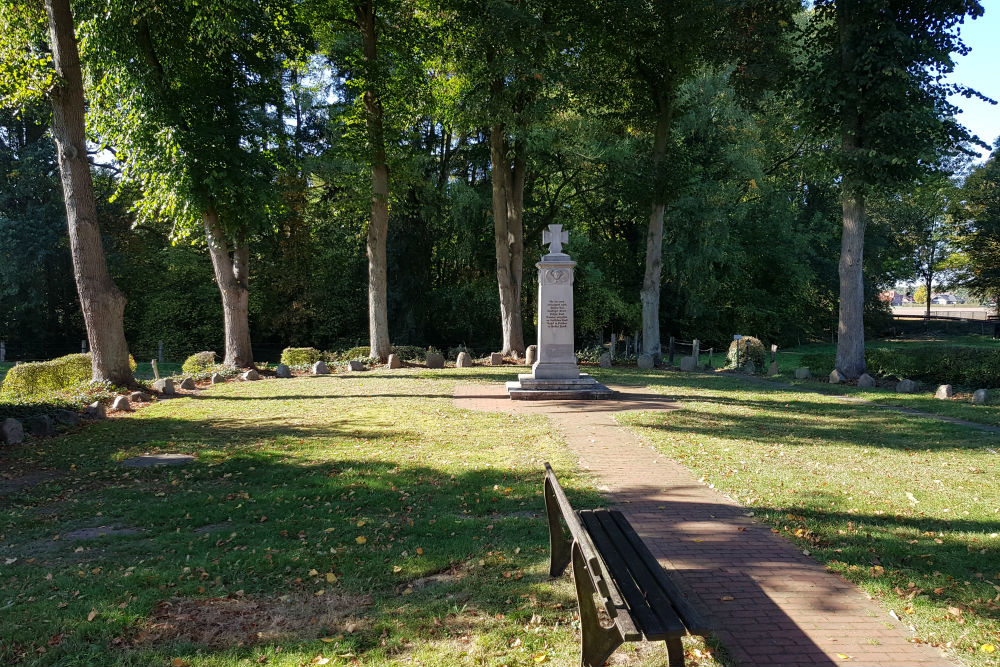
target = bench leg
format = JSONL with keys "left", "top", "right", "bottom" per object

{"left": 572, "top": 543, "right": 623, "bottom": 667}
{"left": 545, "top": 477, "right": 572, "bottom": 577}
{"left": 665, "top": 637, "right": 685, "bottom": 667}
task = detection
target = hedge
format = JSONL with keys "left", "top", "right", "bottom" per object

{"left": 0, "top": 353, "right": 136, "bottom": 401}
{"left": 727, "top": 336, "right": 765, "bottom": 371}
{"left": 866, "top": 346, "right": 1000, "bottom": 388}
{"left": 182, "top": 351, "right": 218, "bottom": 375}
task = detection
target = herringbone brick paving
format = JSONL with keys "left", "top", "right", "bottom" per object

{"left": 454, "top": 382, "right": 956, "bottom": 667}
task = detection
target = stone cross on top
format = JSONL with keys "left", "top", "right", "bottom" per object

{"left": 542, "top": 224, "right": 569, "bottom": 255}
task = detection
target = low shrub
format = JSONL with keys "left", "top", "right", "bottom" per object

{"left": 339, "top": 346, "right": 371, "bottom": 361}
{"left": 181, "top": 351, "right": 217, "bottom": 375}
{"left": 390, "top": 345, "right": 426, "bottom": 361}
{"left": 726, "top": 337, "right": 765, "bottom": 371}
{"left": 866, "top": 346, "right": 1000, "bottom": 388}
{"left": 280, "top": 347, "right": 322, "bottom": 367}
{"left": 800, "top": 353, "right": 836, "bottom": 375}
{"left": 0, "top": 353, "right": 135, "bottom": 400}
{"left": 577, "top": 345, "right": 606, "bottom": 364}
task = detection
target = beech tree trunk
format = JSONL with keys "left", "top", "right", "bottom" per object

{"left": 640, "top": 110, "right": 672, "bottom": 362}
{"left": 489, "top": 123, "right": 526, "bottom": 357}
{"left": 203, "top": 207, "right": 253, "bottom": 367}
{"left": 836, "top": 185, "right": 867, "bottom": 378}
{"left": 356, "top": 1, "right": 391, "bottom": 362}
{"left": 834, "top": 9, "right": 866, "bottom": 379}
{"left": 45, "top": 0, "right": 133, "bottom": 385}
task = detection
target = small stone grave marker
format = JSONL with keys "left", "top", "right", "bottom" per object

{"left": 242, "top": 369, "right": 260, "bottom": 381}
{"left": 490, "top": 352, "right": 503, "bottom": 366}
{"left": 525, "top": 345, "right": 538, "bottom": 366}
{"left": 425, "top": 352, "right": 444, "bottom": 369}
{"left": 312, "top": 361, "right": 330, "bottom": 375}
{"left": 794, "top": 367, "right": 810, "bottom": 379}
{"left": 2, "top": 418, "right": 25, "bottom": 445}
{"left": 935, "top": 384, "right": 953, "bottom": 399}
{"left": 275, "top": 364, "right": 292, "bottom": 378}
{"left": 211, "top": 373, "right": 225, "bottom": 384}
{"left": 85, "top": 401, "right": 106, "bottom": 420}
{"left": 387, "top": 354, "right": 402, "bottom": 369}
{"left": 347, "top": 360, "right": 366, "bottom": 371}
{"left": 680, "top": 356, "right": 697, "bottom": 372}
{"left": 895, "top": 379, "right": 917, "bottom": 394}
{"left": 129, "top": 391, "right": 151, "bottom": 403}
{"left": 857, "top": 373, "right": 876, "bottom": 388}
{"left": 179, "top": 377, "right": 196, "bottom": 390}
{"left": 153, "top": 378, "right": 175, "bottom": 394}
{"left": 637, "top": 354, "right": 653, "bottom": 370}
{"left": 829, "top": 370, "right": 842, "bottom": 384}
{"left": 456, "top": 351, "right": 473, "bottom": 368}
{"left": 121, "top": 453, "right": 195, "bottom": 468}
{"left": 599, "top": 352, "right": 611, "bottom": 368}
{"left": 111, "top": 396, "right": 132, "bottom": 412}
{"left": 973, "top": 389, "right": 989, "bottom": 405}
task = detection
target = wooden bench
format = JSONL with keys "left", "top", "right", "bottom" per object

{"left": 544, "top": 463, "right": 710, "bottom": 667}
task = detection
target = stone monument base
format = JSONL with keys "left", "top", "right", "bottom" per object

{"left": 506, "top": 373, "right": 615, "bottom": 400}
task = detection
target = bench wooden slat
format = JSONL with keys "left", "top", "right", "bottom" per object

{"left": 579, "top": 510, "right": 674, "bottom": 640}
{"left": 592, "top": 510, "right": 687, "bottom": 640}
{"left": 544, "top": 465, "right": 640, "bottom": 641}
{"left": 610, "top": 510, "right": 711, "bottom": 635}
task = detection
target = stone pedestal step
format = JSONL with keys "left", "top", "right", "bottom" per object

{"left": 505, "top": 380, "right": 615, "bottom": 401}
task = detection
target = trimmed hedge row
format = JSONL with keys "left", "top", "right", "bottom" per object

{"left": 727, "top": 336, "right": 765, "bottom": 370}
{"left": 866, "top": 346, "right": 1000, "bottom": 388}
{"left": 182, "top": 351, "right": 217, "bottom": 374}
{"left": 0, "top": 354, "right": 136, "bottom": 401}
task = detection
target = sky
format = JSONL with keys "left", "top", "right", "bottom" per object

{"left": 947, "top": 1, "right": 1000, "bottom": 159}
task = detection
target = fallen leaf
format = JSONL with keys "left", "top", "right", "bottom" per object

{"left": 319, "top": 637, "right": 337, "bottom": 643}
{"left": 837, "top": 653, "right": 851, "bottom": 660}
{"left": 315, "top": 589, "right": 325, "bottom": 596}
{"left": 982, "top": 644, "right": 995, "bottom": 653}
{"left": 310, "top": 656, "right": 330, "bottom": 665}
{"left": 533, "top": 652, "right": 548, "bottom": 663}
{"left": 308, "top": 569, "right": 319, "bottom": 576}
{"left": 416, "top": 547, "right": 423, "bottom": 555}
{"left": 172, "top": 659, "right": 191, "bottom": 667}
{"left": 947, "top": 606, "right": 961, "bottom": 616}
{"left": 392, "top": 565, "right": 402, "bottom": 573}
{"left": 87, "top": 609, "right": 98, "bottom": 622}
{"left": 326, "top": 572, "right": 337, "bottom": 583}
{"left": 355, "top": 536, "right": 367, "bottom": 545}
{"left": 720, "top": 595, "right": 734, "bottom": 602}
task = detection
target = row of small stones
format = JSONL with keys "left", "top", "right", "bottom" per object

{"left": 0, "top": 351, "right": 509, "bottom": 446}
{"left": 798, "top": 367, "right": 991, "bottom": 405}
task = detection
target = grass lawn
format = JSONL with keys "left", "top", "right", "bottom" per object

{"left": 0, "top": 368, "right": 717, "bottom": 667}
{"left": 591, "top": 368, "right": 1000, "bottom": 666}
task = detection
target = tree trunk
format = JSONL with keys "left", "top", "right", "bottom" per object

{"left": 925, "top": 271, "right": 932, "bottom": 321}
{"left": 356, "top": 1, "right": 391, "bottom": 362}
{"left": 836, "top": 185, "right": 867, "bottom": 378}
{"left": 640, "top": 110, "right": 672, "bottom": 362}
{"left": 489, "top": 123, "right": 526, "bottom": 357}
{"left": 834, "top": 8, "right": 866, "bottom": 379}
{"left": 203, "top": 207, "right": 253, "bottom": 367}
{"left": 45, "top": 0, "right": 132, "bottom": 385}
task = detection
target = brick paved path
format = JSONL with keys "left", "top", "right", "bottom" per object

{"left": 454, "top": 383, "right": 956, "bottom": 667}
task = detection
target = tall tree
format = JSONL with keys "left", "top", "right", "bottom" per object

{"left": 800, "top": 0, "right": 988, "bottom": 377}
{"left": 440, "top": 0, "right": 569, "bottom": 356}
{"left": 0, "top": 0, "right": 133, "bottom": 383}
{"left": 313, "top": 0, "right": 428, "bottom": 361}
{"left": 581, "top": 0, "right": 797, "bottom": 362}
{"left": 83, "top": 0, "right": 309, "bottom": 367}
{"left": 953, "top": 141, "right": 1000, "bottom": 305}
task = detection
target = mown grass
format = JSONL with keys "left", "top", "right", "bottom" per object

{"left": 1, "top": 370, "right": 620, "bottom": 667}
{"left": 592, "top": 368, "right": 1000, "bottom": 667}
{"left": 694, "top": 338, "right": 1000, "bottom": 428}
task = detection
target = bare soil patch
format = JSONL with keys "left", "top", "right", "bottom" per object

{"left": 135, "top": 592, "right": 373, "bottom": 648}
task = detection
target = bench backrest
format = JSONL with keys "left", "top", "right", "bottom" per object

{"left": 544, "top": 463, "right": 638, "bottom": 636}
